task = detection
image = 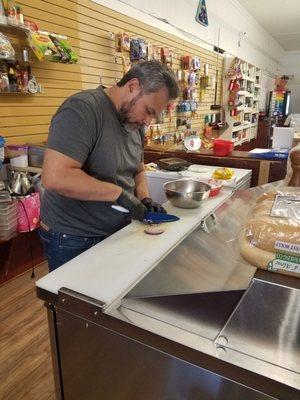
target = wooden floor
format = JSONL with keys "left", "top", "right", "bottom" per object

{"left": 0, "top": 263, "right": 56, "bottom": 400}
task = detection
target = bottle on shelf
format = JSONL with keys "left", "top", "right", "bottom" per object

{"left": 7, "top": 0, "right": 18, "bottom": 26}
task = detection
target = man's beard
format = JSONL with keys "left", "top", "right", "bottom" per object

{"left": 118, "top": 94, "right": 145, "bottom": 131}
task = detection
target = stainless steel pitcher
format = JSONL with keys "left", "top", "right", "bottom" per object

{"left": 9, "top": 171, "right": 32, "bottom": 195}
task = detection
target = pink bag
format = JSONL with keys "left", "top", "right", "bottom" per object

{"left": 17, "top": 192, "right": 40, "bottom": 232}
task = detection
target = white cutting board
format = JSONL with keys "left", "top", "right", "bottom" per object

{"left": 36, "top": 191, "right": 232, "bottom": 308}
{"left": 146, "top": 165, "right": 252, "bottom": 188}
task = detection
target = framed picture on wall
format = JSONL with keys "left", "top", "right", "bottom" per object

{"left": 195, "top": 0, "right": 208, "bottom": 27}
{"left": 0, "top": 0, "right": 7, "bottom": 24}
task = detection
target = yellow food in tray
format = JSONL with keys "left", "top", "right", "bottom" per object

{"left": 212, "top": 167, "right": 234, "bottom": 180}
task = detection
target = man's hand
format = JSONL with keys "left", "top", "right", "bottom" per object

{"left": 117, "top": 190, "right": 147, "bottom": 221}
{"left": 141, "top": 197, "right": 166, "bottom": 214}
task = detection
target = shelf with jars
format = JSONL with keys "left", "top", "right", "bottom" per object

{"left": 222, "top": 56, "right": 262, "bottom": 146}
{"left": 0, "top": 2, "right": 41, "bottom": 94}
{"left": 0, "top": 36, "right": 41, "bottom": 94}
{"left": 0, "top": 0, "right": 78, "bottom": 94}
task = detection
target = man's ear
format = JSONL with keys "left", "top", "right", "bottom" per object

{"left": 127, "top": 78, "right": 140, "bottom": 94}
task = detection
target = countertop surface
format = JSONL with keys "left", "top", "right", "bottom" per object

{"left": 144, "top": 146, "right": 288, "bottom": 162}
{"left": 36, "top": 190, "right": 232, "bottom": 307}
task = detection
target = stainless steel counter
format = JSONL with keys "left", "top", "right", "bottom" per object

{"left": 117, "top": 181, "right": 300, "bottom": 390}
{"left": 37, "top": 181, "right": 300, "bottom": 399}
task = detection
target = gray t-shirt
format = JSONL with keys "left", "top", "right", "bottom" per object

{"left": 41, "top": 86, "right": 144, "bottom": 236}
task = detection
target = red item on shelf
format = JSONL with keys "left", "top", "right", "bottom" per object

{"left": 213, "top": 139, "right": 234, "bottom": 156}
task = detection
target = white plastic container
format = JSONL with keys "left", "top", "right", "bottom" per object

{"left": 10, "top": 153, "right": 28, "bottom": 167}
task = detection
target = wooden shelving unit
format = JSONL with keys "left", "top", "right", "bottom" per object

{"left": 222, "top": 56, "right": 262, "bottom": 147}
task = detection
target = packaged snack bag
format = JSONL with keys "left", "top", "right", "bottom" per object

{"left": 49, "top": 33, "right": 78, "bottom": 63}
{"left": 0, "top": 33, "right": 15, "bottom": 60}
{"left": 27, "top": 30, "right": 60, "bottom": 61}
{"left": 115, "top": 32, "right": 130, "bottom": 52}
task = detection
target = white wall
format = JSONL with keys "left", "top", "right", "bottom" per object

{"left": 260, "top": 72, "right": 275, "bottom": 112}
{"left": 280, "top": 51, "right": 300, "bottom": 113}
{"left": 93, "top": 0, "right": 284, "bottom": 74}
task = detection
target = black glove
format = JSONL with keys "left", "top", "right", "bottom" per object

{"left": 141, "top": 197, "right": 166, "bottom": 214}
{"left": 116, "top": 190, "right": 147, "bottom": 222}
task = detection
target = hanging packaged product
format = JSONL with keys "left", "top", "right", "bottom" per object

{"left": 121, "top": 56, "right": 131, "bottom": 74}
{"left": 49, "top": 33, "right": 78, "bottom": 63}
{"left": 7, "top": 62, "right": 22, "bottom": 92}
{"left": 20, "top": 66, "right": 29, "bottom": 91}
{"left": 150, "top": 45, "right": 161, "bottom": 61}
{"left": 199, "top": 75, "right": 209, "bottom": 100}
{"left": 27, "top": 75, "right": 39, "bottom": 93}
{"left": 130, "top": 38, "right": 148, "bottom": 62}
{"left": 0, "top": 63, "right": 9, "bottom": 92}
{"left": 0, "top": 33, "right": 15, "bottom": 60}
{"left": 161, "top": 48, "right": 173, "bottom": 67}
{"left": 190, "top": 100, "right": 198, "bottom": 117}
{"left": 179, "top": 70, "right": 188, "bottom": 86}
{"left": 181, "top": 55, "right": 192, "bottom": 70}
{"left": 156, "top": 111, "right": 165, "bottom": 124}
{"left": 27, "top": 30, "right": 61, "bottom": 62}
{"left": 188, "top": 71, "right": 196, "bottom": 86}
{"left": 115, "top": 32, "right": 130, "bottom": 53}
{"left": 166, "top": 102, "right": 174, "bottom": 122}
{"left": 192, "top": 56, "right": 201, "bottom": 71}
{"left": 227, "top": 57, "right": 242, "bottom": 78}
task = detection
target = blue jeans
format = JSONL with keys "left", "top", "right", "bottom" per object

{"left": 39, "top": 228, "right": 107, "bottom": 272}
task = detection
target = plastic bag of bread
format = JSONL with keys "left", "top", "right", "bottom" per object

{"left": 239, "top": 187, "right": 300, "bottom": 278}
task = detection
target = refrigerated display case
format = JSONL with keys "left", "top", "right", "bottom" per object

{"left": 36, "top": 182, "right": 299, "bottom": 400}
{"left": 268, "top": 90, "right": 291, "bottom": 118}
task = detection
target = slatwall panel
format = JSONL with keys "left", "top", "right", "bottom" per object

{"left": 0, "top": 0, "right": 223, "bottom": 145}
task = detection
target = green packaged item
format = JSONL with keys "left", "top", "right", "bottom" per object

{"left": 49, "top": 33, "right": 78, "bottom": 63}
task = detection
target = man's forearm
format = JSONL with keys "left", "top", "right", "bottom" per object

{"left": 43, "top": 167, "right": 122, "bottom": 201}
{"left": 134, "top": 169, "right": 150, "bottom": 200}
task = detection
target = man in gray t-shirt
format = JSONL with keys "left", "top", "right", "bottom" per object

{"left": 40, "top": 60, "right": 179, "bottom": 271}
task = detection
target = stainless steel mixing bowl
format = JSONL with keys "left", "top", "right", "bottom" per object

{"left": 163, "top": 179, "right": 211, "bottom": 208}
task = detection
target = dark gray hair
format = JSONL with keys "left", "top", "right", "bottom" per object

{"left": 117, "top": 60, "right": 179, "bottom": 100}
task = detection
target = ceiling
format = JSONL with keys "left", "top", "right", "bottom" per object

{"left": 238, "top": 0, "right": 300, "bottom": 51}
